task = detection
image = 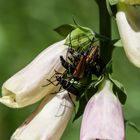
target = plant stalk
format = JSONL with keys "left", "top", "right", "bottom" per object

{"left": 96, "top": 0, "right": 112, "bottom": 65}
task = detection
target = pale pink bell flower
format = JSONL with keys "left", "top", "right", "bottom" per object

{"left": 80, "top": 79, "right": 125, "bottom": 140}
{"left": 11, "top": 90, "right": 75, "bottom": 140}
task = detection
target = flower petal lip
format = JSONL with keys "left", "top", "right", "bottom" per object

{"left": 80, "top": 80, "right": 125, "bottom": 140}
{"left": 116, "top": 4, "right": 140, "bottom": 68}
{"left": 11, "top": 90, "right": 75, "bottom": 140}
{"left": 0, "top": 40, "right": 68, "bottom": 108}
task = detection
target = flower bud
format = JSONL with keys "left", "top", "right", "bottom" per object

{"left": 116, "top": 4, "right": 140, "bottom": 68}
{"left": 0, "top": 40, "right": 68, "bottom": 108}
{"left": 11, "top": 90, "right": 75, "bottom": 140}
{"left": 80, "top": 79, "right": 125, "bottom": 140}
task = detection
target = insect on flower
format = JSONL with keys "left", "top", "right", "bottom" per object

{"left": 56, "top": 76, "right": 80, "bottom": 97}
{"left": 42, "top": 33, "right": 103, "bottom": 99}
{"left": 43, "top": 45, "right": 102, "bottom": 99}
{"left": 60, "top": 47, "right": 82, "bottom": 76}
{"left": 42, "top": 72, "right": 78, "bottom": 100}
{"left": 60, "top": 45, "right": 101, "bottom": 79}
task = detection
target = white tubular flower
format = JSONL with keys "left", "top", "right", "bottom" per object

{"left": 120, "top": 0, "right": 140, "bottom": 5}
{"left": 80, "top": 79, "right": 125, "bottom": 140}
{"left": 116, "top": 4, "right": 140, "bottom": 67}
{"left": 11, "top": 90, "right": 75, "bottom": 140}
{"left": 0, "top": 40, "right": 68, "bottom": 108}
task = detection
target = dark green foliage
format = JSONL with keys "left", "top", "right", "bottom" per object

{"left": 109, "top": 74, "right": 127, "bottom": 105}
{"left": 73, "top": 81, "right": 97, "bottom": 121}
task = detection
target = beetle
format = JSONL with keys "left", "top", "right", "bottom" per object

{"left": 60, "top": 56, "right": 75, "bottom": 75}
{"left": 56, "top": 76, "right": 80, "bottom": 97}
{"left": 43, "top": 45, "right": 102, "bottom": 97}
{"left": 60, "top": 45, "right": 101, "bottom": 79}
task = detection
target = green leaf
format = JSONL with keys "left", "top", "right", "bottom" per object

{"left": 91, "top": 74, "right": 98, "bottom": 81}
{"left": 125, "top": 120, "right": 140, "bottom": 133}
{"left": 106, "top": 0, "right": 118, "bottom": 17}
{"left": 94, "top": 75, "right": 105, "bottom": 87}
{"left": 108, "top": 0, "right": 119, "bottom": 5}
{"left": 73, "top": 82, "right": 97, "bottom": 121}
{"left": 113, "top": 84, "right": 127, "bottom": 104}
{"left": 94, "top": 32, "right": 110, "bottom": 42}
{"left": 73, "top": 18, "right": 94, "bottom": 33}
{"left": 114, "top": 39, "right": 123, "bottom": 48}
{"left": 73, "top": 95, "right": 87, "bottom": 122}
{"left": 54, "top": 24, "right": 76, "bottom": 37}
{"left": 106, "top": 60, "right": 113, "bottom": 74}
{"left": 106, "top": 0, "right": 114, "bottom": 17}
{"left": 109, "top": 75, "right": 127, "bottom": 104}
{"left": 84, "top": 82, "right": 97, "bottom": 98}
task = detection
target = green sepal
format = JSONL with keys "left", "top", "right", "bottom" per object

{"left": 54, "top": 24, "right": 76, "bottom": 37}
{"left": 91, "top": 74, "right": 98, "bottom": 81}
{"left": 73, "top": 19, "right": 94, "bottom": 33}
{"left": 64, "top": 22, "right": 110, "bottom": 50}
{"left": 94, "top": 75, "right": 105, "bottom": 87}
{"left": 113, "top": 39, "right": 123, "bottom": 48}
{"left": 65, "top": 25, "right": 95, "bottom": 50}
{"left": 108, "top": 0, "right": 119, "bottom": 5}
{"left": 109, "top": 74, "right": 127, "bottom": 104}
{"left": 94, "top": 32, "right": 110, "bottom": 42}
{"left": 105, "top": 60, "right": 113, "bottom": 74}
{"left": 125, "top": 119, "right": 140, "bottom": 133}
{"left": 106, "top": 0, "right": 118, "bottom": 17}
{"left": 106, "top": 0, "right": 115, "bottom": 17}
{"left": 73, "top": 83, "right": 97, "bottom": 122}
{"left": 105, "top": 39, "right": 122, "bottom": 55}
{"left": 73, "top": 95, "right": 88, "bottom": 122}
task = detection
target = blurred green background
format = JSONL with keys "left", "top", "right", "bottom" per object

{"left": 0, "top": 0, "right": 140, "bottom": 139}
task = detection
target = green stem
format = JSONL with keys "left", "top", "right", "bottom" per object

{"left": 96, "top": 0, "right": 112, "bottom": 65}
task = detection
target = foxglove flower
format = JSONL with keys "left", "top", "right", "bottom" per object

{"left": 80, "top": 79, "right": 125, "bottom": 140}
{"left": 116, "top": 3, "right": 140, "bottom": 67}
{"left": 0, "top": 40, "right": 68, "bottom": 108}
{"left": 11, "top": 90, "right": 75, "bottom": 140}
